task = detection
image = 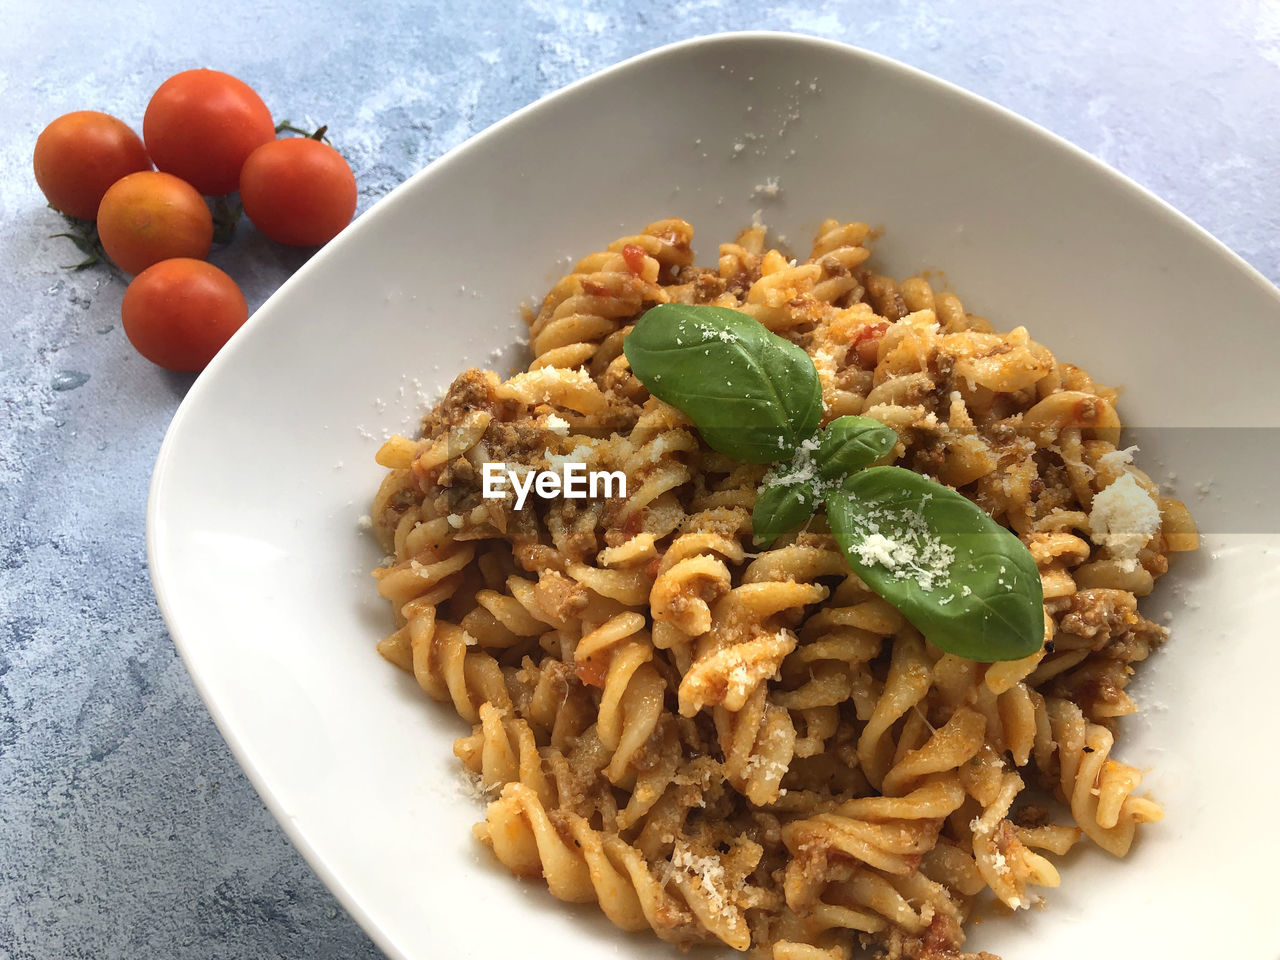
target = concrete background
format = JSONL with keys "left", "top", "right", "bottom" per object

{"left": 2, "top": 1, "right": 1277, "bottom": 957}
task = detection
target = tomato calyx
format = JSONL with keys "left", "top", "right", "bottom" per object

{"left": 209, "top": 195, "right": 244, "bottom": 246}
{"left": 274, "top": 119, "right": 330, "bottom": 143}
{"left": 49, "top": 212, "right": 113, "bottom": 272}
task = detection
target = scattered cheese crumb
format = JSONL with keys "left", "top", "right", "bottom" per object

{"left": 545, "top": 413, "right": 570, "bottom": 436}
{"left": 743, "top": 753, "right": 790, "bottom": 782}
{"left": 446, "top": 513, "right": 463, "bottom": 529}
{"left": 670, "top": 844, "right": 731, "bottom": 918}
{"left": 356, "top": 514, "right": 373, "bottom": 531}
{"left": 458, "top": 770, "right": 499, "bottom": 801}
{"left": 545, "top": 444, "right": 595, "bottom": 470}
{"left": 751, "top": 176, "right": 782, "bottom": 200}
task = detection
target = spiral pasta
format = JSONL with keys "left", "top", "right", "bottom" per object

{"left": 368, "top": 217, "right": 1194, "bottom": 959}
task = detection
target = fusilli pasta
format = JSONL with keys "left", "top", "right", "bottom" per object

{"left": 368, "top": 217, "right": 1194, "bottom": 959}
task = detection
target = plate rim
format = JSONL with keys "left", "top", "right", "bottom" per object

{"left": 145, "top": 30, "right": 1280, "bottom": 960}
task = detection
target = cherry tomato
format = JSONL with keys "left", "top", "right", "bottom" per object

{"left": 239, "top": 137, "right": 357, "bottom": 246}
{"left": 33, "top": 111, "right": 151, "bottom": 220}
{"left": 96, "top": 171, "right": 213, "bottom": 275}
{"left": 121, "top": 258, "right": 247, "bottom": 371}
{"left": 143, "top": 69, "right": 274, "bottom": 195}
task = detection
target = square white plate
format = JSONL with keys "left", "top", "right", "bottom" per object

{"left": 148, "top": 32, "right": 1280, "bottom": 959}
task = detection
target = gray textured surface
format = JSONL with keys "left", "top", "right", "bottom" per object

{"left": 2, "top": 2, "right": 1278, "bottom": 957}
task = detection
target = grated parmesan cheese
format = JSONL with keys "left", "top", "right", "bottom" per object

{"left": 761, "top": 434, "right": 822, "bottom": 489}
{"left": 847, "top": 505, "right": 956, "bottom": 592}
{"left": 856, "top": 533, "right": 912, "bottom": 570}
{"left": 545, "top": 413, "right": 570, "bottom": 436}
{"left": 1088, "top": 473, "right": 1161, "bottom": 571}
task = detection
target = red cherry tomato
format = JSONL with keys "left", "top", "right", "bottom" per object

{"left": 33, "top": 111, "right": 151, "bottom": 220}
{"left": 239, "top": 137, "right": 357, "bottom": 246}
{"left": 97, "top": 171, "right": 213, "bottom": 275}
{"left": 121, "top": 258, "right": 247, "bottom": 371}
{"left": 143, "top": 69, "right": 274, "bottom": 195}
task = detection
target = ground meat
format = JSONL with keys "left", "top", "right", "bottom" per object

{"left": 726, "top": 264, "right": 763, "bottom": 298}
{"left": 1057, "top": 589, "right": 1138, "bottom": 645}
{"left": 419, "top": 368, "right": 499, "bottom": 437}
{"left": 911, "top": 443, "right": 948, "bottom": 475}
{"left": 984, "top": 420, "right": 1019, "bottom": 445}
{"left": 667, "top": 268, "right": 730, "bottom": 304}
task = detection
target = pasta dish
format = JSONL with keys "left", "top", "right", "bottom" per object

{"left": 367, "top": 217, "right": 1195, "bottom": 959}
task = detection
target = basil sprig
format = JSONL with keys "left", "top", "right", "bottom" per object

{"left": 623, "top": 303, "right": 1043, "bottom": 662}
{"left": 623, "top": 304, "right": 822, "bottom": 463}
{"left": 752, "top": 416, "right": 897, "bottom": 544}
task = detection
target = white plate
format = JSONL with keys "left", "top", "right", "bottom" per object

{"left": 148, "top": 32, "right": 1280, "bottom": 960}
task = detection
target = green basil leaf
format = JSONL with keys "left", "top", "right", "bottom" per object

{"left": 623, "top": 303, "right": 822, "bottom": 463}
{"left": 751, "top": 417, "right": 898, "bottom": 544}
{"left": 825, "top": 466, "right": 1043, "bottom": 662}
{"left": 752, "top": 478, "right": 820, "bottom": 544}
{"left": 815, "top": 416, "right": 898, "bottom": 481}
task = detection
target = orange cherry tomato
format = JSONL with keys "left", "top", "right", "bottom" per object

{"left": 121, "top": 258, "right": 247, "bottom": 371}
{"left": 143, "top": 69, "right": 275, "bottom": 196}
{"left": 33, "top": 111, "right": 151, "bottom": 220}
{"left": 96, "top": 171, "right": 213, "bottom": 275}
{"left": 239, "top": 137, "right": 357, "bottom": 246}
